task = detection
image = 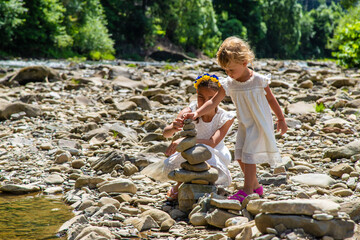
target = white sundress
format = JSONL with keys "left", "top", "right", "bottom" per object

{"left": 219, "top": 72, "right": 282, "bottom": 166}
{"left": 141, "top": 101, "right": 236, "bottom": 187}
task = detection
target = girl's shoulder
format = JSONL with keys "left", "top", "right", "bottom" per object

{"left": 253, "top": 72, "right": 271, "bottom": 87}
{"left": 216, "top": 106, "right": 236, "bottom": 124}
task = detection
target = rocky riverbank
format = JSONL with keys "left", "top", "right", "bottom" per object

{"left": 0, "top": 59, "right": 360, "bottom": 239}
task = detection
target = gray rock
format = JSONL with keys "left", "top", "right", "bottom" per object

{"left": 176, "top": 137, "right": 197, "bottom": 152}
{"left": 58, "top": 215, "right": 89, "bottom": 235}
{"left": 259, "top": 175, "right": 287, "bottom": 186}
{"left": 205, "top": 209, "right": 239, "bottom": 228}
{"left": 177, "top": 183, "right": 217, "bottom": 212}
{"left": 98, "top": 179, "right": 137, "bottom": 194}
{"left": 260, "top": 199, "right": 340, "bottom": 216}
{"left": 91, "top": 150, "right": 128, "bottom": 173}
{"left": 151, "top": 94, "right": 177, "bottom": 104}
{"left": 74, "top": 226, "right": 114, "bottom": 240}
{"left": 55, "top": 151, "right": 72, "bottom": 164}
{"left": 168, "top": 168, "right": 218, "bottom": 184}
{"left": 324, "top": 140, "right": 360, "bottom": 159}
{"left": 181, "top": 144, "right": 212, "bottom": 164}
{"left": 140, "top": 209, "right": 175, "bottom": 231}
{"left": 299, "top": 80, "right": 313, "bottom": 89}
{"left": 44, "top": 174, "right": 64, "bottom": 185}
{"left": 113, "top": 101, "right": 137, "bottom": 111}
{"left": 144, "top": 142, "right": 169, "bottom": 153}
{"left": 290, "top": 173, "right": 336, "bottom": 188}
{"left": 325, "top": 76, "right": 356, "bottom": 88}
{"left": 210, "top": 198, "right": 242, "bottom": 211}
{"left": 269, "top": 80, "right": 290, "bottom": 89}
{"left": 0, "top": 99, "right": 42, "bottom": 120}
{"left": 255, "top": 213, "right": 355, "bottom": 239}
{"left": 329, "top": 163, "right": 354, "bottom": 178}
{"left": 340, "top": 202, "right": 360, "bottom": 222}
{"left": 129, "top": 96, "right": 152, "bottom": 110}
{"left": 183, "top": 122, "right": 196, "bottom": 130}
{"left": 123, "top": 162, "right": 139, "bottom": 176}
{"left": 93, "top": 204, "right": 119, "bottom": 218}
{"left": 98, "top": 197, "right": 120, "bottom": 209}
{"left": 118, "top": 111, "right": 144, "bottom": 120}
{"left": 142, "top": 88, "right": 166, "bottom": 97}
{"left": 134, "top": 215, "right": 160, "bottom": 231}
{"left": 108, "top": 123, "right": 138, "bottom": 141}
{"left": 112, "top": 76, "right": 146, "bottom": 90}
{"left": 189, "top": 212, "right": 208, "bottom": 226}
{"left": 181, "top": 161, "right": 211, "bottom": 172}
{"left": 75, "top": 176, "right": 105, "bottom": 189}
{"left": 285, "top": 102, "right": 316, "bottom": 115}
{"left": 0, "top": 184, "right": 40, "bottom": 194}
{"left": 9, "top": 65, "right": 61, "bottom": 84}
{"left": 346, "top": 99, "right": 360, "bottom": 108}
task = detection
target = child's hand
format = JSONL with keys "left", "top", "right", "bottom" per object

{"left": 171, "top": 117, "right": 184, "bottom": 132}
{"left": 183, "top": 112, "right": 198, "bottom": 120}
{"left": 277, "top": 119, "right": 288, "bottom": 135}
{"left": 165, "top": 137, "right": 184, "bottom": 156}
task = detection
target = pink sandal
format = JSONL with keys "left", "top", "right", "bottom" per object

{"left": 228, "top": 190, "right": 248, "bottom": 203}
{"left": 166, "top": 187, "right": 178, "bottom": 201}
{"left": 254, "top": 186, "right": 263, "bottom": 196}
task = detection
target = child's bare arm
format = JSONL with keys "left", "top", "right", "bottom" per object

{"left": 264, "top": 86, "right": 287, "bottom": 135}
{"left": 184, "top": 87, "right": 226, "bottom": 120}
{"left": 163, "top": 107, "right": 191, "bottom": 138}
{"left": 197, "top": 118, "right": 234, "bottom": 148}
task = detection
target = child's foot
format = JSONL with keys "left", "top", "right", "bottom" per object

{"left": 228, "top": 189, "right": 248, "bottom": 203}
{"left": 253, "top": 185, "right": 263, "bottom": 196}
{"left": 166, "top": 186, "right": 178, "bottom": 201}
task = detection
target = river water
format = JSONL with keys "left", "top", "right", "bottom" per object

{"left": 0, "top": 193, "right": 73, "bottom": 240}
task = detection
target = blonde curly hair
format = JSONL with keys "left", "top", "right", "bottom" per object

{"left": 217, "top": 36, "right": 255, "bottom": 68}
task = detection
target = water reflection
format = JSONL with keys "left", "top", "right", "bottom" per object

{"left": 0, "top": 193, "right": 73, "bottom": 240}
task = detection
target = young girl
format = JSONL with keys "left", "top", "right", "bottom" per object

{"left": 184, "top": 36, "right": 288, "bottom": 202}
{"left": 141, "top": 73, "right": 235, "bottom": 200}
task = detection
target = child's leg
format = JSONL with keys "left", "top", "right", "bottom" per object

{"left": 237, "top": 160, "right": 261, "bottom": 194}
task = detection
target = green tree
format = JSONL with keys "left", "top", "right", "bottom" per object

{"left": 298, "top": 2, "right": 343, "bottom": 59}
{"left": 212, "top": 0, "right": 265, "bottom": 52}
{"left": 101, "top": 0, "right": 149, "bottom": 58}
{"left": 146, "top": 0, "right": 221, "bottom": 57}
{"left": 259, "top": 0, "right": 303, "bottom": 58}
{"left": 10, "top": 0, "right": 71, "bottom": 56}
{"left": 62, "top": 0, "right": 114, "bottom": 59}
{"left": 330, "top": 5, "right": 360, "bottom": 68}
{"left": 0, "top": 0, "right": 27, "bottom": 51}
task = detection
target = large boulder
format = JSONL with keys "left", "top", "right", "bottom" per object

{"left": 8, "top": 65, "right": 61, "bottom": 85}
{"left": 0, "top": 99, "right": 42, "bottom": 120}
{"left": 324, "top": 140, "right": 360, "bottom": 160}
{"left": 91, "top": 151, "right": 128, "bottom": 173}
{"left": 255, "top": 213, "right": 355, "bottom": 239}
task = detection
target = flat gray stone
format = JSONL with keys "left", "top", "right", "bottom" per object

{"left": 180, "top": 161, "right": 210, "bottom": 172}
{"left": 260, "top": 199, "right": 340, "bottom": 216}
{"left": 290, "top": 173, "right": 336, "bottom": 188}
{"left": 255, "top": 213, "right": 355, "bottom": 239}
{"left": 176, "top": 137, "right": 196, "bottom": 152}
{"left": 181, "top": 144, "right": 212, "bottom": 164}
{"left": 168, "top": 168, "right": 218, "bottom": 184}
{"left": 0, "top": 184, "right": 40, "bottom": 194}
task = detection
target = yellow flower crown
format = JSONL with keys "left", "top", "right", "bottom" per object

{"left": 194, "top": 73, "right": 221, "bottom": 89}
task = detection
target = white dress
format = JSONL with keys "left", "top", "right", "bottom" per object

{"left": 219, "top": 72, "right": 282, "bottom": 166}
{"left": 141, "top": 101, "right": 236, "bottom": 187}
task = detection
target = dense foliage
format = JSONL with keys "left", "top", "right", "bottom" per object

{"left": 0, "top": 0, "right": 359, "bottom": 66}
{"left": 330, "top": 5, "right": 360, "bottom": 67}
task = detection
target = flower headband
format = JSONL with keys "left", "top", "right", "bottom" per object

{"left": 194, "top": 73, "right": 221, "bottom": 89}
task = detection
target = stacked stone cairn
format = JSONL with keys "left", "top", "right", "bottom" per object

{"left": 167, "top": 119, "right": 219, "bottom": 212}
